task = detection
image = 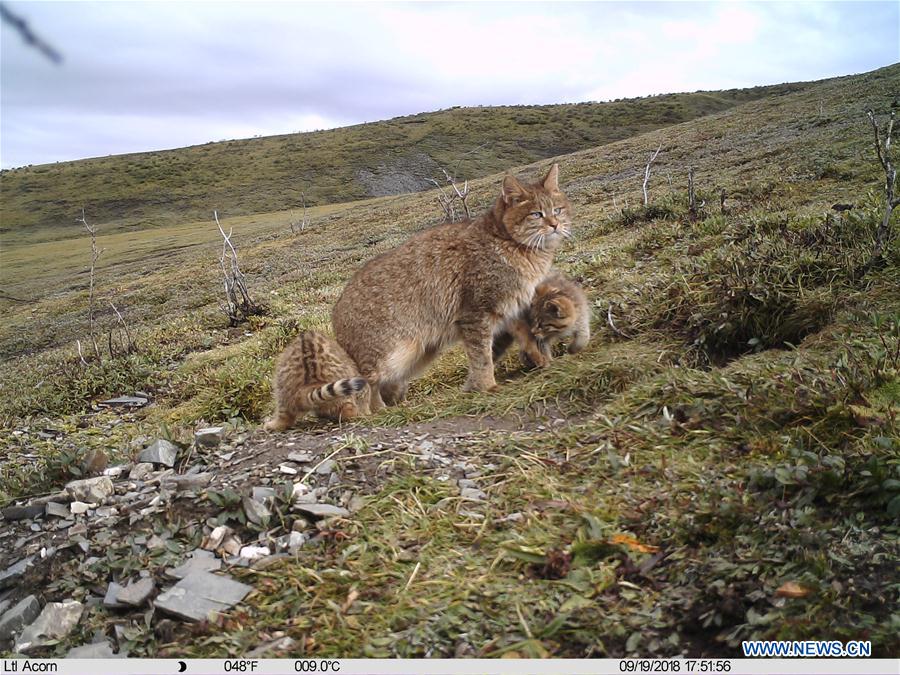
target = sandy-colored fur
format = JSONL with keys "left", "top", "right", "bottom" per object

{"left": 506, "top": 270, "right": 591, "bottom": 368}
{"left": 264, "top": 329, "right": 370, "bottom": 430}
{"left": 332, "top": 164, "right": 572, "bottom": 409}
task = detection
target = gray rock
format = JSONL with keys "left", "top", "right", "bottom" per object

{"left": 315, "top": 459, "right": 335, "bottom": 475}
{"left": 45, "top": 502, "right": 70, "bottom": 518}
{"left": 251, "top": 487, "right": 276, "bottom": 503}
{"left": 138, "top": 439, "right": 179, "bottom": 467}
{"left": 294, "top": 503, "right": 350, "bottom": 519}
{"left": 287, "top": 451, "right": 313, "bottom": 463}
{"left": 0, "top": 557, "right": 33, "bottom": 589}
{"left": 195, "top": 426, "right": 225, "bottom": 447}
{"left": 65, "top": 476, "right": 115, "bottom": 503}
{"left": 166, "top": 549, "right": 221, "bottom": 579}
{"left": 242, "top": 497, "right": 271, "bottom": 526}
{"left": 0, "top": 595, "right": 40, "bottom": 640}
{"left": 154, "top": 571, "right": 252, "bottom": 622}
{"left": 15, "top": 599, "right": 84, "bottom": 653}
{"left": 457, "top": 478, "right": 478, "bottom": 490}
{"left": 70, "top": 501, "right": 92, "bottom": 515}
{"left": 103, "top": 582, "right": 126, "bottom": 609}
{"left": 116, "top": 577, "right": 155, "bottom": 606}
{"left": 99, "top": 395, "right": 148, "bottom": 407}
{"left": 288, "top": 531, "right": 308, "bottom": 551}
{"left": 1, "top": 504, "right": 45, "bottom": 521}
{"left": 246, "top": 636, "right": 296, "bottom": 657}
{"left": 66, "top": 640, "right": 123, "bottom": 658}
{"left": 128, "top": 462, "right": 155, "bottom": 480}
{"left": 460, "top": 487, "right": 487, "bottom": 501}
{"left": 162, "top": 472, "right": 212, "bottom": 491}
{"left": 292, "top": 517, "right": 312, "bottom": 532}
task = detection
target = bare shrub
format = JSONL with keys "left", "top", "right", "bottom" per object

{"left": 215, "top": 210, "right": 262, "bottom": 326}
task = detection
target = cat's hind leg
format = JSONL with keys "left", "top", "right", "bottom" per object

{"left": 264, "top": 409, "right": 297, "bottom": 431}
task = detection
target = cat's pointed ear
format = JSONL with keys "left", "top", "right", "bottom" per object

{"left": 547, "top": 299, "right": 563, "bottom": 317}
{"left": 542, "top": 163, "right": 560, "bottom": 192}
{"left": 502, "top": 174, "right": 528, "bottom": 205}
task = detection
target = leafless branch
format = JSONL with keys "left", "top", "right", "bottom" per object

{"left": 607, "top": 304, "right": 631, "bottom": 339}
{"left": 215, "top": 210, "right": 261, "bottom": 326}
{"left": 108, "top": 300, "right": 136, "bottom": 355}
{"left": 642, "top": 144, "right": 662, "bottom": 207}
{"left": 859, "top": 107, "right": 899, "bottom": 276}
{"left": 688, "top": 166, "right": 697, "bottom": 221}
{"left": 289, "top": 193, "right": 311, "bottom": 233}
{"left": 76, "top": 339, "right": 87, "bottom": 367}
{"left": 0, "top": 2, "right": 62, "bottom": 64}
{"left": 428, "top": 166, "right": 471, "bottom": 222}
{"left": 76, "top": 208, "right": 103, "bottom": 361}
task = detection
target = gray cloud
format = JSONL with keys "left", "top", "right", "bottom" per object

{"left": 1, "top": 1, "right": 897, "bottom": 168}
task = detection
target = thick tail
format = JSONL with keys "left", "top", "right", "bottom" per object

{"left": 308, "top": 377, "right": 367, "bottom": 404}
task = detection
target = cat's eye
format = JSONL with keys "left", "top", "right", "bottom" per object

{"left": 553, "top": 207, "right": 563, "bottom": 215}
{"left": 530, "top": 211, "right": 543, "bottom": 219}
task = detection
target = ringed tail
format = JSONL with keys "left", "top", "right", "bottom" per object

{"left": 308, "top": 377, "right": 366, "bottom": 404}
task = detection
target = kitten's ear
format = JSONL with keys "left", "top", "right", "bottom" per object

{"left": 502, "top": 174, "right": 528, "bottom": 205}
{"left": 547, "top": 299, "right": 563, "bottom": 317}
{"left": 542, "top": 163, "right": 560, "bottom": 192}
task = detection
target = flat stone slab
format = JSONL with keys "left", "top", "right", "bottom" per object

{"left": 154, "top": 570, "right": 252, "bottom": 622}
{"left": 0, "top": 557, "right": 34, "bottom": 589}
{"left": 65, "top": 476, "right": 115, "bottom": 503}
{"left": 195, "top": 426, "right": 225, "bottom": 447}
{"left": 1, "top": 503, "right": 45, "bottom": 521}
{"left": 15, "top": 599, "right": 84, "bottom": 653}
{"left": 103, "top": 582, "right": 126, "bottom": 609}
{"left": 243, "top": 497, "right": 271, "bottom": 526}
{"left": 0, "top": 595, "right": 40, "bottom": 640}
{"left": 99, "top": 395, "right": 148, "bottom": 407}
{"left": 293, "top": 503, "right": 350, "bottom": 519}
{"left": 66, "top": 640, "right": 124, "bottom": 658}
{"left": 166, "top": 549, "right": 221, "bottom": 579}
{"left": 162, "top": 472, "right": 213, "bottom": 491}
{"left": 138, "top": 439, "right": 179, "bottom": 467}
{"left": 117, "top": 577, "right": 155, "bottom": 606}
{"left": 45, "top": 501, "right": 71, "bottom": 518}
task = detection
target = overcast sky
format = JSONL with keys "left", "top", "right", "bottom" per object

{"left": 1, "top": 1, "right": 897, "bottom": 169}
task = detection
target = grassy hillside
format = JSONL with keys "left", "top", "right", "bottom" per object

{"left": 0, "top": 64, "right": 897, "bottom": 658}
{"left": 0, "top": 81, "right": 812, "bottom": 245}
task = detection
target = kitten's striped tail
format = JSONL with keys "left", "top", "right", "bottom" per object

{"left": 308, "top": 377, "right": 367, "bottom": 404}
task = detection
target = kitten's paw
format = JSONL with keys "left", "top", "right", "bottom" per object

{"left": 264, "top": 415, "right": 291, "bottom": 431}
{"left": 521, "top": 349, "right": 550, "bottom": 369}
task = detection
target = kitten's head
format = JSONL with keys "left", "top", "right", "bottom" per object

{"left": 498, "top": 164, "right": 572, "bottom": 251}
{"left": 531, "top": 293, "right": 577, "bottom": 341}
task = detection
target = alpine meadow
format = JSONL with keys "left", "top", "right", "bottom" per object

{"left": 0, "top": 64, "right": 897, "bottom": 659}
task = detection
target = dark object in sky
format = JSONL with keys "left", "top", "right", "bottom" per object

{"left": 0, "top": 2, "right": 62, "bottom": 64}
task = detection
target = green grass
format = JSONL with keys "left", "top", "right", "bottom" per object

{"left": 0, "top": 63, "right": 898, "bottom": 658}
{"left": 0, "top": 81, "right": 814, "bottom": 245}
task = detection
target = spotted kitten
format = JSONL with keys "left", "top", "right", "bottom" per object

{"left": 264, "top": 329, "right": 370, "bottom": 431}
{"left": 495, "top": 270, "right": 590, "bottom": 368}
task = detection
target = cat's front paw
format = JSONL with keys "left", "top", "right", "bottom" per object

{"left": 462, "top": 376, "right": 498, "bottom": 393}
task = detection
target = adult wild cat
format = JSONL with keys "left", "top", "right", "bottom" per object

{"left": 332, "top": 164, "right": 571, "bottom": 410}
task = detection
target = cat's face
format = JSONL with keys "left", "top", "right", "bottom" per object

{"left": 532, "top": 294, "right": 577, "bottom": 341}
{"left": 500, "top": 164, "right": 572, "bottom": 251}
